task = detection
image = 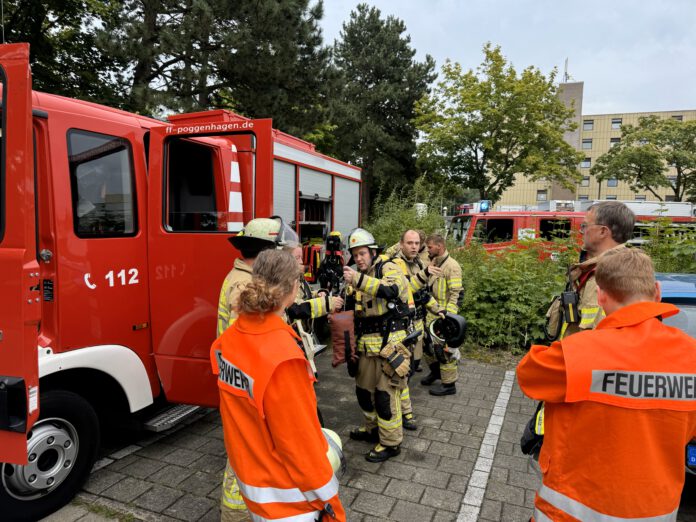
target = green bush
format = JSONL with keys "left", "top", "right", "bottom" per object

{"left": 639, "top": 218, "right": 696, "bottom": 274}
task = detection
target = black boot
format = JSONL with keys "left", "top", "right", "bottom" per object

{"left": 365, "top": 444, "right": 401, "bottom": 462}
{"left": 402, "top": 413, "right": 417, "bottom": 431}
{"left": 429, "top": 382, "right": 456, "bottom": 396}
{"left": 349, "top": 426, "right": 379, "bottom": 442}
{"left": 420, "top": 362, "right": 441, "bottom": 386}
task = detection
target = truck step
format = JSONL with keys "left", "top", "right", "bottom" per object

{"left": 143, "top": 404, "right": 201, "bottom": 432}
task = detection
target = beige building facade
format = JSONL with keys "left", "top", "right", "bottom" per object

{"left": 496, "top": 82, "right": 696, "bottom": 208}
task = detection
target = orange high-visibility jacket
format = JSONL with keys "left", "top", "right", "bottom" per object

{"left": 517, "top": 301, "right": 696, "bottom": 522}
{"left": 210, "top": 313, "right": 346, "bottom": 522}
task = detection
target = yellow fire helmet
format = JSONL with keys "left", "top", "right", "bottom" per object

{"left": 322, "top": 428, "right": 346, "bottom": 478}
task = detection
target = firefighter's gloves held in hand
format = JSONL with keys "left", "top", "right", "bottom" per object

{"left": 380, "top": 342, "right": 411, "bottom": 378}
{"left": 342, "top": 266, "right": 356, "bottom": 284}
{"left": 437, "top": 310, "right": 446, "bottom": 320}
{"left": 330, "top": 296, "right": 345, "bottom": 312}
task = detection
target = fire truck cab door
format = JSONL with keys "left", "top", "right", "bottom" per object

{"left": 147, "top": 119, "right": 274, "bottom": 407}
{"left": 0, "top": 43, "right": 40, "bottom": 464}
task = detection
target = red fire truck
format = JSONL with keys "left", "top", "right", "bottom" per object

{"left": 0, "top": 44, "right": 361, "bottom": 518}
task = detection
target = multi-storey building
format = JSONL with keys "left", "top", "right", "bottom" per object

{"left": 496, "top": 82, "right": 696, "bottom": 208}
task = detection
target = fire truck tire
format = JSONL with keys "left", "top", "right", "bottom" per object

{"left": 0, "top": 390, "right": 100, "bottom": 521}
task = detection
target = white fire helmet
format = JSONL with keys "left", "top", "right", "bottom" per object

{"left": 322, "top": 428, "right": 346, "bottom": 478}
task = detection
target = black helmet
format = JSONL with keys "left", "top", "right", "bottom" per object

{"left": 429, "top": 313, "right": 467, "bottom": 348}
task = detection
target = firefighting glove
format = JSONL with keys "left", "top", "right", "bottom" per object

{"left": 380, "top": 343, "right": 411, "bottom": 378}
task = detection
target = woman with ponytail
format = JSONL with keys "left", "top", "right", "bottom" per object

{"left": 211, "top": 249, "right": 345, "bottom": 522}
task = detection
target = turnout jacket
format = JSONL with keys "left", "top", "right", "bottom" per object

{"left": 286, "top": 279, "right": 337, "bottom": 323}
{"left": 211, "top": 313, "right": 345, "bottom": 521}
{"left": 412, "top": 250, "right": 463, "bottom": 317}
{"left": 517, "top": 301, "right": 696, "bottom": 522}
{"left": 396, "top": 249, "right": 440, "bottom": 327}
{"left": 217, "top": 258, "right": 254, "bottom": 336}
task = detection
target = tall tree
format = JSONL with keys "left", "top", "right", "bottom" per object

{"left": 3, "top": 0, "right": 122, "bottom": 105}
{"left": 415, "top": 44, "right": 582, "bottom": 204}
{"left": 590, "top": 116, "right": 696, "bottom": 201}
{"left": 330, "top": 4, "right": 436, "bottom": 218}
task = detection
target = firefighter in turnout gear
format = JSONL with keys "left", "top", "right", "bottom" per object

{"left": 212, "top": 250, "right": 345, "bottom": 522}
{"left": 396, "top": 230, "right": 444, "bottom": 430}
{"left": 217, "top": 218, "right": 283, "bottom": 521}
{"left": 518, "top": 248, "right": 696, "bottom": 522}
{"left": 414, "top": 234, "right": 463, "bottom": 396}
{"left": 343, "top": 228, "right": 413, "bottom": 462}
{"left": 523, "top": 202, "right": 636, "bottom": 458}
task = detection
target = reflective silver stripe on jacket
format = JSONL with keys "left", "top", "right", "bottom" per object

{"left": 249, "top": 510, "right": 320, "bottom": 521}
{"left": 537, "top": 484, "right": 678, "bottom": 521}
{"left": 237, "top": 474, "right": 339, "bottom": 504}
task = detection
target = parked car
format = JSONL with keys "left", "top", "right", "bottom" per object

{"left": 656, "top": 273, "right": 696, "bottom": 476}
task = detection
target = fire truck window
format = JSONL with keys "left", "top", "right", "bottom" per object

{"left": 449, "top": 217, "right": 471, "bottom": 244}
{"left": 540, "top": 219, "right": 571, "bottom": 240}
{"left": 68, "top": 130, "right": 136, "bottom": 238}
{"left": 166, "top": 138, "right": 218, "bottom": 232}
{"left": 474, "top": 218, "right": 514, "bottom": 244}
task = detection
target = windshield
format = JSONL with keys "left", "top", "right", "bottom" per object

{"left": 449, "top": 216, "right": 472, "bottom": 245}
{"left": 662, "top": 303, "right": 696, "bottom": 338}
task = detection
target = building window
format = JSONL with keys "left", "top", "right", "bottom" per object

{"left": 607, "top": 178, "right": 618, "bottom": 188}
{"left": 578, "top": 195, "right": 589, "bottom": 201}
{"left": 610, "top": 138, "right": 621, "bottom": 147}
{"left": 611, "top": 118, "right": 622, "bottom": 129}
{"left": 583, "top": 119, "right": 594, "bottom": 131}
{"left": 605, "top": 195, "right": 617, "bottom": 200}
{"left": 634, "top": 195, "right": 646, "bottom": 201}
{"left": 580, "top": 158, "right": 591, "bottom": 169}
{"left": 68, "top": 129, "right": 137, "bottom": 238}
{"left": 581, "top": 176, "right": 590, "bottom": 187}
{"left": 582, "top": 139, "right": 592, "bottom": 150}
{"left": 672, "top": 115, "right": 683, "bottom": 121}
{"left": 536, "top": 190, "right": 548, "bottom": 202}
{"left": 665, "top": 195, "right": 677, "bottom": 202}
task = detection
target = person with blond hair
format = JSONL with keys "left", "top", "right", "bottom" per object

{"left": 211, "top": 249, "right": 345, "bottom": 521}
{"left": 517, "top": 248, "right": 696, "bottom": 521}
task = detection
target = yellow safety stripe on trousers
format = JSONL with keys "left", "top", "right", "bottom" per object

{"left": 400, "top": 388, "right": 410, "bottom": 401}
{"left": 377, "top": 399, "right": 402, "bottom": 430}
{"left": 536, "top": 484, "right": 678, "bottom": 522}
{"left": 308, "top": 297, "right": 326, "bottom": 318}
{"left": 221, "top": 475, "right": 247, "bottom": 510}
{"left": 441, "top": 360, "right": 458, "bottom": 371}
{"left": 361, "top": 410, "right": 377, "bottom": 421}
{"left": 236, "top": 474, "right": 339, "bottom": 505}
{"left": 249, "top": 511, "right": 321, "bottom": 522}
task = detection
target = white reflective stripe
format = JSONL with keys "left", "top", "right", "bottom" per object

{"left": 249, "top": 510, "right": 320, "bottom": 522}
{"left": 538, "top": 484, "right": 678, "bottom": 522}
{"left": 237, "top": 475, "right": 338, "bottom": 505}
{"left": 533, "top": 507, "right": 553, "bottom": 522}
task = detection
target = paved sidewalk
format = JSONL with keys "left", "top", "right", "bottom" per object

{"left": 43, "top": 352, "right": 696, "bottom": 521}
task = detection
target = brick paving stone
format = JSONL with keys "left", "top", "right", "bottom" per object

{"left": 197, "top": 437, "right": 227, "bottom": 456}
{"left": 485, "top": 479, "right": 526, "bottom": 506}
{"left": 380, "top": 460, "right": 417, "bottom": 481}
{"left": 197, "top": 507, "right": 222, "bottom": 522}
{"left": 383, "top": 477, "right": 425, "bottom": 502}
{"left": 346, "top": 453, "right": 383, "bottom": 473}
{"left": 412, "top": 468, "right": 451, "bottom": 488}
{"left": 509, "top": 469, "right": 542, "bottom": 490}
{"left": 338, "top": 484, "right": 360, "bottom": 507}
{"left": 400, "top": 435, "right": 432, "bottom": 452}
{"left": 419, "top": 426, "right": 452, "bottom": 443}
{"left": 101, "top": 476, "right": 152, "bottom": 503}
{"left": 76, "top": 513, "right": 114, "bottom": 522}
{"left": 439, "top": 420, "right": 471, "bottom": 434}
{"left": 41, "top": 503, "right": 89, "bottom": 521}
{"left": 502, "top": 501, "right": 535, "bottom": 522}
{"left": 448, "top": 432, "right": 482, "bottom": 449}
{"left": 351, "top": 490, "right": 395, "bottom": 517}
{"left": 420, "top": 485, "right": 463, "bottom": 512}
{"left": 427, "top": 441, "right": 461, "bottom": 459}
{"left": 163, "top": 494, "right": 217, "bottom": 520}
{"left": 437, "top": 456, "right": 474, "bottom": 476}
{"left": 178, "top": 470, "right": 219, "bottom": 496}
{"left": 207, "top": 482, "right": 221, "bottom": 501}
{"left": 432, "top": 511, "right": 457, "bottom": 522}
{"left": 116, "top": 455, "right": 167, "bottom": 479}
{"left": 418, "top": 416, "right": 443, "bottom": 428}
{"left": 389, "top": 499, "right": 435, "bottom": 522}
{"left": 493, "top": 454, "right": 533, "bottom": 473}
{"left": 148, "top": 464, "right": 192, "bottom": 488}
{"left": 393, "top": 448, "right": 441, "bottom": 470}
{"left": 167, "top": 433, "right": 210, "bottom": 450}
{"left": 431, "top": 409, "right": 461, "bottom": 422}
{"left": 445, "top": 472, "right": 469, "bottom": 494}
{"left": 480, "top": 498, "right": 503, "bottom": 520}
{"left": 189, "top": 453, "right": 226, "bottom": 474}
{"left": 82, "top": 469, "right": 126, "bottom": 495}
{"left": 489, "top": 466, "right": 509, "bottom": 483}
{"left": 161, "top": 447, "right": 204, "bottom": 467}
{"left": 348, "top": 471, "right": 390, "bottom": 493}
{"left": 133, "top": 484, "right": 183, "bottom": 512}
{"left": 136, "top": 443, "right": 177, "bottom": 460}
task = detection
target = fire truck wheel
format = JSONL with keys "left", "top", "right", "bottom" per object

{"left": 0, "top": 390, "right": 100, "bottom": 521}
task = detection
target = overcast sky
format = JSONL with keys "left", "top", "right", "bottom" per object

{"left": 320, "top": 0, "right": 696, "bottom": 115}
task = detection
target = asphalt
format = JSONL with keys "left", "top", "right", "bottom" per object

{"left": 42, "top": 352, "right": 696, "bottom": 521}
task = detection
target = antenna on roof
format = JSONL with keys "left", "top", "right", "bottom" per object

{"left": 563, "top": 58, "right": 571, "bottom": 83}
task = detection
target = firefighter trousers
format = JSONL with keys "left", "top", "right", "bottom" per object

{"left": 220, "top": 460, "right": 250, "bottom": 522}
{"left": 355, "top": 353, "right": 403, "bottom": 447}
{"left": 423, "top": 345, "right": 459, "bottom": 384}
{"left": 400, "top": 322, "right": 424, "bottom": 416}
